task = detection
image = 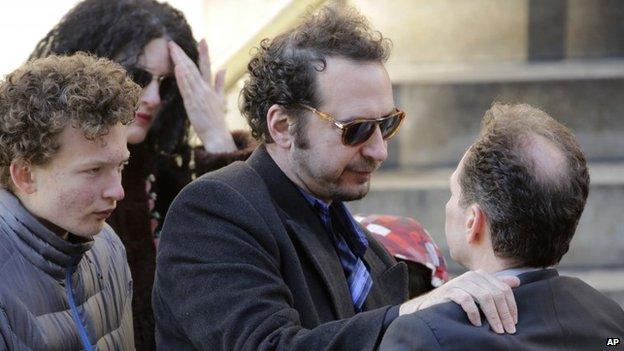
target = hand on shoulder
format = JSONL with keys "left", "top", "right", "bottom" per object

{"left": 399, "top": 269, "right": 519, "bottom": 334}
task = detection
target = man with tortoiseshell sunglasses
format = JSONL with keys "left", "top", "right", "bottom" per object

{"left": 153, "top": 6, "right": 520, "bottom": 350}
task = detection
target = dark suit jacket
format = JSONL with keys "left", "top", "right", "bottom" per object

{"left": 153, "top": 146, "right": 409, "bottom": 350}
{"left": 380, "top": 269, "right": 624, "bottom": 351}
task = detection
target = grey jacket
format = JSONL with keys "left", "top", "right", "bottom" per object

{"left": 0, "top": 190, "right": 134, "bottom": 350}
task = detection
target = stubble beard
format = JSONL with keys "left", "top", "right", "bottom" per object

{"left": 291, "top": 146, "right": 379, "bottom": 202}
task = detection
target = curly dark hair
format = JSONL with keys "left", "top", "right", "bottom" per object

{"left": 240, "top": 5, "right": 391, "bottom": 143}
{"left": 30, "top": 0, "right": 198, "bottom": 160}
{"left": 0, "top": 53, "right": 140, "bottom": 189}
{"left": 459, "top": 103, "right": 590, "bottom": 267}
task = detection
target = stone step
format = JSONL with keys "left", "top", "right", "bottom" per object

{"left": 361, "top": 0, "right": 624, "bottom": 65}
{"left": 389, "top": 76, "right": 624, "bottom": 170}
{"left": 347, "top": 163, "right": 624, "bottom": 271}
{"left": 389, "top": 60, "right": 624, "bottom": 85}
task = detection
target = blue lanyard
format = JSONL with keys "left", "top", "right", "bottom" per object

{"left": 65, "top": 267, "right": 95, "bottom": 351}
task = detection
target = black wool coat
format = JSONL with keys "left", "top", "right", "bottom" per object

{"left": 108, "top": 131, "right": 256, "bottom": 350}
{"left": 380, "top": 269, "right": 624, "bottom": 351}
{"left": 153, "top": 145, "right": 409, "bottom": 350}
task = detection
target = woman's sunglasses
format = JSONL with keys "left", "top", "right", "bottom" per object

{"left": 128, "top": 67, "right": 176, "bottom": 98}
{"left": 299, "top": 104, "right": 406, "bottom": 146}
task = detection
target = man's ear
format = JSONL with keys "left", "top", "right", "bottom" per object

{"left": 9, "top": 159, "right": 37, "bottom": 194}
{"left": 465, "top": 204, "right": 486, "bottom": 244}
{"left": 266, "top": 104, "right": 294, "bottom": 149}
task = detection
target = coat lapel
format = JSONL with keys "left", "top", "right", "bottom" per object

{"left": 281, "top": 215, "right": 355, "bottom": 318}
{"left": 247, "top": 146, "right": 355, "bottom": 318}
{"left": 362, "top": 253, "right": 408, "bottom": 309}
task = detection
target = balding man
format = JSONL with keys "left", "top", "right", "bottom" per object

{"left": 380, "top": 103, "right": 624, "bottom": 351}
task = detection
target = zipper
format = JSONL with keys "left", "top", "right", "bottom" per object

{"left": 65, "top": 266, "right": 95, "bottom": 351}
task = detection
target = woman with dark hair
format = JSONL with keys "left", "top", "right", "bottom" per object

{"left": 31, "top": 0, "right": 255, "bottom": 349}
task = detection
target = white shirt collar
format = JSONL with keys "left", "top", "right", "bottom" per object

{"left": 494, "top": 267, "right": 544, "bottom": 277}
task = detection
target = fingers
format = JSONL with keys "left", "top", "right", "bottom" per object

{"left": 413, "top": 269, "right": 519, "bottom": 335}
{"left": 198, "top": 38, "right": 212, "bottom": 83}
{"left": 169, "top": 41, "right": 194, "bottom": 89}
{"left": 215, "top": 69, "right": 226, "bottom": 95}
{"left": 173, "top": 65, "right": 190, "bottom": 99}
{"left": 399, "top": 295, "right": 425, "bottom": 316}
{"left": 169, "top": 41, "right": 203, "bottom": 87}
{"left": 446, "top": 287, "right": 482, "bottom": 327}
{"left": 199, "top": 39, "right": 226, "bottom": 93}
{"left": 465, "top": 271, "right": 515, "bottom": 334}
{"left": 169, "top": 40, "right": 194, "bottom": 68}
{"left": 168, "top": 40, "right": 228, "bottom": 142}
{"left": 443, "top": 270, "right": 519, "bottom": 334}
{"left": 498, "top": 275, "right": 521, "bottom": 288}
{"left": 484, "top": 274, "right": 519, "bottom": 325}
{"left": 169, "top": 41, "right": 205, "bottom": 100}
{"left": 456, "top": 279, "right": 509, "bottom": 333}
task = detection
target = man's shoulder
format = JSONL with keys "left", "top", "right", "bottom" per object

{"left": 162, "top": 157, "right": 282, "bottom": 242}
{"left": 382, "top": 275, "right": 552, "bottom": 351}
{"left": 197, "top": 159, "right": 257, "bottom": 184}
{"left": 181, "top": 160, "right": 262, "bottom": 198}
{"left": 403, "top": 273, "right": 621, "bottom": 336}
{"left": 393, "top": 301, "right": 473, "bottom": 332}
{"left": 382, "top": 273, "right": 624, "bottom": 351}
{"left": 380, "top": 303, "right": 459, "bottom": 351}
{"left": 0, "top": 200, "right": 21, "bottom": 270}
{"left": 383, "top": 301, "right": 511, "bottom": 351}
{"left": 410, "top": 300, "right": 476, "bottom": 333}
{"left": 0, "top": 227, "right": 27, "bottom": 291}
{"left": 549, "top": 275, "right": 624, "bottom": 326}
{"left": 0, "top": 232, "right": 20, "bottom": 299}
{"left": 174, "top": 159, "right": 278, "bottom": 214}
{"left": 523, "top": 273, "right": 623, "bottom": 318}
{"left": 0, "top": 230, "right": 16, "bottom": 272}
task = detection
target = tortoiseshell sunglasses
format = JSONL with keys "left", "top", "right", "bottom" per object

{"left": 299, "top": 104, "right": 406, "bottom": 146}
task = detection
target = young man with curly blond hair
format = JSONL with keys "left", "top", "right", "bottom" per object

{"left": 0, "top": 53, "right": 141, "bottom": 350}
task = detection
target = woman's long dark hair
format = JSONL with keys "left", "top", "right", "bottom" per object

{"left": 30, "top": 0, "right": 198, "bottom": 163}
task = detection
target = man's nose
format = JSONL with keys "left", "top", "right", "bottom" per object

{"left": 103, "top": 173, "right": 125, "bottom": 202}
{"left": 360, "top": 126, "right": 388, "bottom": 163}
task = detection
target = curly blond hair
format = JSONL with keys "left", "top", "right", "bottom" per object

{"left": 0, "top": 53, "right": 141, "bottom": 189}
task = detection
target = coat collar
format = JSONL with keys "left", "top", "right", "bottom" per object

{"left": 517, "top": 268, "right": 559, "bottom": 285}
{"left": 246, "top": 145, "right": 328, "bottom": 237}
{"left": 246, "top": 146, "right": 407, "bottom": 316}
{"left": 0, "top": 189, "right": 93, "bottom": 279}
{"left": 247, "top": 146, "right": 357, "bottom": 316}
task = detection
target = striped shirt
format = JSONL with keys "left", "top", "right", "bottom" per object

{"left": 298, "top": 188, "right": 373, "bottom": 311}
